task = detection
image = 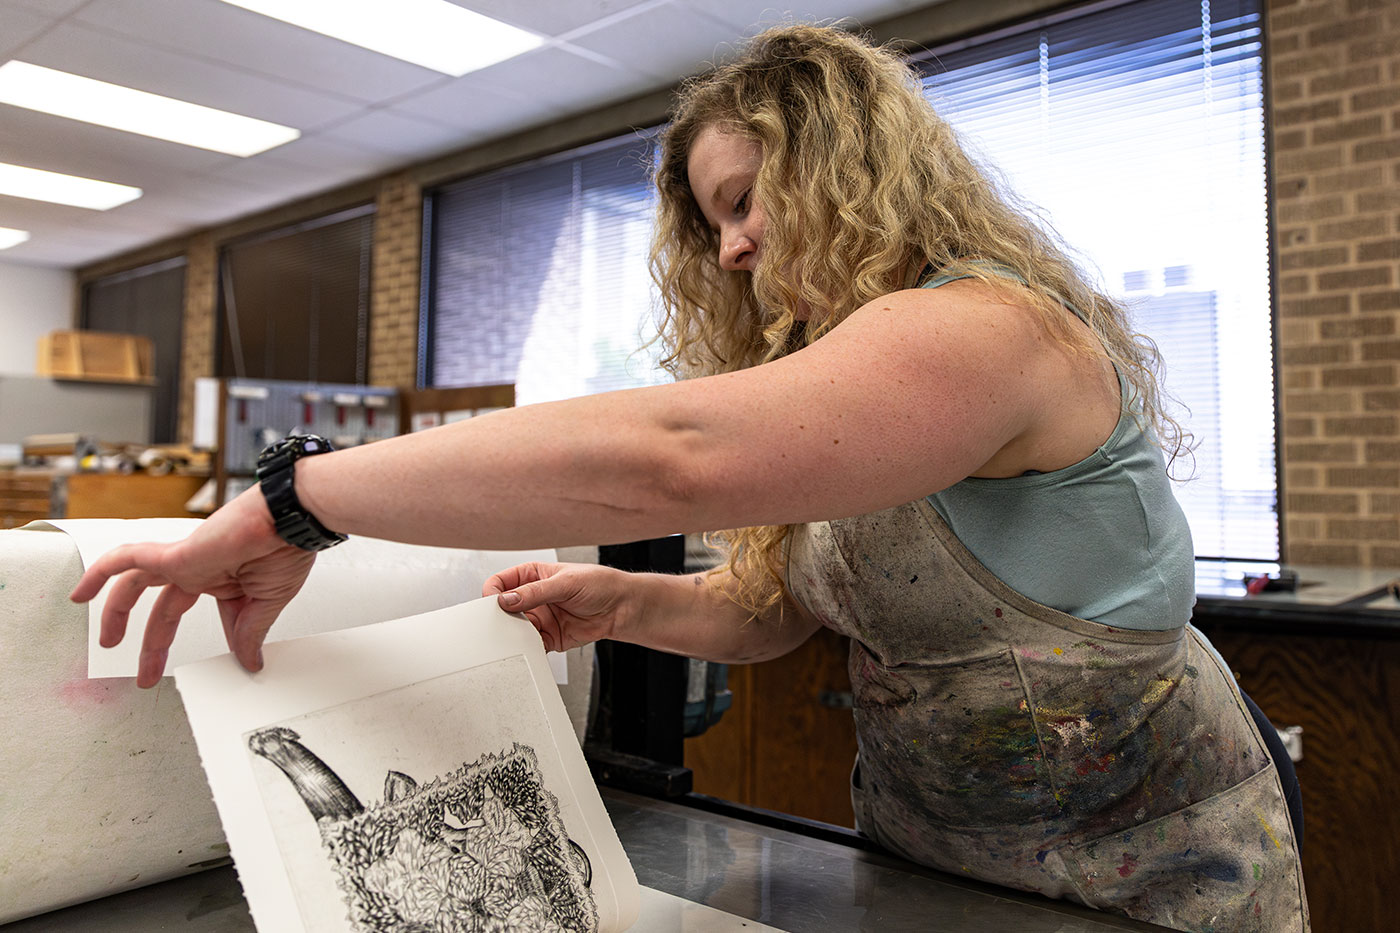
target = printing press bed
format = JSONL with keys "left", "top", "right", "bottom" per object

{"left": 3, "top": 788, "right": 1164, "bottom": 932}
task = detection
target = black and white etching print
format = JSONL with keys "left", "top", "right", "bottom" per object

{"left": 244, "top": 655, "right": 597, "bottom": 933}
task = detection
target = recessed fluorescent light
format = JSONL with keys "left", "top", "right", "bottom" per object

{"left": 0, "top": 62, "right": 299, "bottom": 157}
{"left": 218, "top": 0, "right": 544, "bottom": 76}
{"left": 0, "top": 162, "right": 141, "bottom": 211}
{"left": 0, "top": 227, "right": 31, "bottom": 250}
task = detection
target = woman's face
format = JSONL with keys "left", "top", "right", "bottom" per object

{"left": 686, "top": 124, "right": 766, "bottom": 274}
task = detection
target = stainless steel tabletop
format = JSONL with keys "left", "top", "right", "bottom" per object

{"left": 605, "top": 791, "right": 1164, "bottom": 932}
{"left": 3, "top": 789, "right": 1165, "bottom": 932}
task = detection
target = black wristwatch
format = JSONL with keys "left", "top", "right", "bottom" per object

{"left": 255, "top": 433, "right": 348, "bottom": 551}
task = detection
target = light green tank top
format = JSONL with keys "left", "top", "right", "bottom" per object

{"left": 921, "top": 265, "right": 1195, "bottom": 630}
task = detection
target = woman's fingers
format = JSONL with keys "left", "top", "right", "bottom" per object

{"left": 519, "top": 605, "right": 562, "bottom": 652}
{"left": 136, "top": 645, "right": 168, "bottom": 689}
{"left": 65, "top": 519, "right": 311, "bottom": 686}
{"left": 69, "top": 551, "right": 123, "bottom": 604}
{"left": 76, "top": 543, "right": 193, "bottom": 650}
{"left": 483, "top": 561, "right": 560, "bottom": 599}
{"left": 69, "top": 566, "right": 109, "bottom": 604}
{"left": 143, "top": 584, "right": 201, "bottom": 650}
{"left": 129, "top": 584, "right": 200, "bottom": 687}
{"left": 70, "top": 541, "right": 166, "bottom": 603}
{"left": 226, "top": 598, "right": 286, "bottom": 673}
{"left": 97, "top": 567, "right": 168, "bottom": 648}
{"left": 501, "top": 570, "right": 584, "bottom": 612}
{"left": 217, "top": 598, "right": 240, "bottom": 653}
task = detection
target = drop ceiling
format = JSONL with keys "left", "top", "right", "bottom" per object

{"left": 0, "top": 0, "right": 932, "bottom": 268}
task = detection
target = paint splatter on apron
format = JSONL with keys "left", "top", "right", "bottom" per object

{"left": 787, "top": 499, "right": 1309, "bottom": 932}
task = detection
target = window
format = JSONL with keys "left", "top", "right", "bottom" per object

{"left": 82, "top": 256, "right": 187, "bottom": 443}
{"left": 218, "top": 206, "right": 374, "bottom": 385}
{"left": 424, "top": 133, "right": 665, "bottom": 405}
{"left": 422, "top": 0, "right": 1273, "bottom": 562}
{"left": 919, "top": 0, "right": 1275, "bottom": 560}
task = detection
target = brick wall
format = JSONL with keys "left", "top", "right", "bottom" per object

{"left": 1270, "top": 0, "right": 1400, "bottom": 567}
{"left": 176, "top": 234, "right": 218, "bottom": 445}
{"left": 369, "top": 173, "right": 423, "bottom": 389}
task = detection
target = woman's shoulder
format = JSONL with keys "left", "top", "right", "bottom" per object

{"left": 849, "top": 282, "right": 1121, "bottom": 481}
{"left": 855, "top": 280, "right": 1064, "bottom": 361}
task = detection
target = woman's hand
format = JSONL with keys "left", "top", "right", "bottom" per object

{"left": 69, "top": 485, "right": 317, "bottom": 688}
{"left": 487, "top": 561, "right": 823, "bottom": 664}
{"left": 484, "top": 562, "right": 640, "bottom": 653}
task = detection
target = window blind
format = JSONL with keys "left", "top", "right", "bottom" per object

{"left": 218, "top": 206, "right": 374, "bottom": 385}
{"left": 425, "top": 133, "right": 666, "bottom": 405}
{"left": 82, "top": 256, "right": 187, "bottom": 443}
{"left": 421, "top": 0, "right": 1275, "bottom": 561}
{"left": 920, "top": 0, "right": 1276, "bottom": 560}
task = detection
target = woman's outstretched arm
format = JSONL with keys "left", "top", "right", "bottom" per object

{"left": 74, "top": 281, "right": 1095, "bottom": 684}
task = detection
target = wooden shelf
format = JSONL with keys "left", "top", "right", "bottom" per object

{"left": 36, "top": 330, "right": 154, "bottom": 385}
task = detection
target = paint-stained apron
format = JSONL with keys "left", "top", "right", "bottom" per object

{"left": 787, "top": 499, "right": 1309, "bottom": 932}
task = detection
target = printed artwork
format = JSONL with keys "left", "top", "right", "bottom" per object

{"left": 250, "top": 730, "right": 595, "bottom": 932}
{"left": 243, "top": 656, "right": 598, "bottom": 933}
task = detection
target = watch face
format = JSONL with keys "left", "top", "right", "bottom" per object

{"left": 300, "top": 437, "right": 326, "bottom": 454}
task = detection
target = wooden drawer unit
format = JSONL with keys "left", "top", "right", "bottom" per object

{"left": 0, "top": 471, "right": 206, "bottom": 526}
{"left": 0, "top": 473, "right": 54, "bottom": 528}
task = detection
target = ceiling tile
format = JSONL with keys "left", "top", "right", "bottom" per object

{"left": 692, "top": 0, "right": 925, "bottom": 34}
{"left": 1, "top": 229, "right": 134, "bottom": 267}
{"left": 73, "top": 0, "right": 451, "bottom": 104}
{"left": 131, "top": 192, "right": 265, "bottom": 228}
{"left": 0, "top": 193, "right": 104, "bottom": 228}
{"left": 0, "top": 5, "right": 53, "bottom": 59}
{"left": 0, "top": 105, "right": 236, "bottom": 185}
{"left": 69, "top": 206, "right": 196, "bottom": 238}
{"left": 567, "top": 1, "right": 743, "bottom": 82}
{"left": 451, "top": 0, "right": 656, "bottom": 38}
{"left": 197, "top": 153, "right": 351, "bottom": 208}
{"left": 143, "top": 172, "right": 297, "bottom": 214}
{"left": 17, "top": 22, "right": 364, "bottom": 131}
{"left": 256, "top": 133, "right": 404, "bottom": 178}
{"left": 318, "top": 110, "right": 474, "bottom": 160}
{"left": 392, "top": 60, "right": 567, "bottom": 129}
{"left": 398, "top": 45, "right": 651, "bottom": 132}
{"left": 0, "top": 195, "right": 177, "bottom": 263}
{"left": 0, "top": 0, "right": 89, "bottom": 17}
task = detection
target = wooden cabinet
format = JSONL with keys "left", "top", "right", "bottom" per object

{"left": 1192, "top": 614, "right": 1400, "bottom": 933}
{"left": 0, "top": 473, "right": 52, "bottom": 529}
{"left": 685, "top": 627, "right": 859, "bottom": 827}
{"left": 0, "top": 471, "right": 207, "bottom": 526}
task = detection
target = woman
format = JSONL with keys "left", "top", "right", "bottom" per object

{"left": 73, "top": 25, "right": 1307, "bottom": 932}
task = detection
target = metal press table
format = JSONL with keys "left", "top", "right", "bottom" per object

{"left": 4, "top": 789, "right": 1162, "bottom": 932}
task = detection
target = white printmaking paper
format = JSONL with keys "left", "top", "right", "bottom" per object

{"left": 174, "top": 597, "right": 639, "bottom": 933}
{"left": 38, "top": 518, "right": 562, "bottom": 682}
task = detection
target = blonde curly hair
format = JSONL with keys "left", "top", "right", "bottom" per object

{"left": 648, "top": 24, "right": 1185, "bottom": 618}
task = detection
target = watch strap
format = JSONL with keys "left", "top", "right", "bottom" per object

{"left": 255, "top": 434, "right": 348, "bottom": 551}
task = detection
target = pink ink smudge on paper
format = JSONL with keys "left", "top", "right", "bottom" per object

{"left": 57, "top": 677, "right": 123, "bottom": 708}
{"left": 55, "top": 660, "right": 122, "bottom": 708}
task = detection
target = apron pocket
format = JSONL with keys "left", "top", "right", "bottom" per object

{"left": 1061, "top": 764, "right": 1308, "bottom": 932}
{"left": 852, "top": 646, "right": 1057, "bottom": 829}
